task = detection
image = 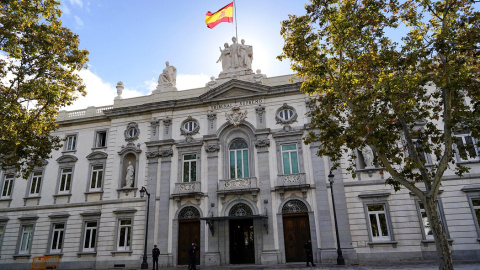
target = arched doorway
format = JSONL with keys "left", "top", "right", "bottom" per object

{"left": 229, "top": 203, "right": 255, "bottom": 264}
{"left": 177, "top": 206, "right": 200, "bottom": 265}
{"left": 282, "top": 199, "right": 311, "bottom": 262}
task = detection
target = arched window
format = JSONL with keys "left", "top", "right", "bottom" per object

{"left": 229, "top": 203, "right": 253, "bottom": 217}
{"left": 229, "top": 139, "right": 249, "bottom": 179}
{"left": 282, "top": 199, "right": 308, "bottom": 213}
{"left": 178, "top": 206, "right": 200, "bottom": 219}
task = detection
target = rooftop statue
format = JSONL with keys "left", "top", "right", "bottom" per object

{"left": 217, "top": 37, "right": 253, "bottom": 78}
{"left": 158, "top": 61, "right": 177, "bottom": 86}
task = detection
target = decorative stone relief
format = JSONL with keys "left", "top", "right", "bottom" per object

{"left": 150, "top": 118, "right": 160, "bottom": 137}
{"left": 205, "top": 144, "right": 220, "bottom": 153}
{"left": 283, "top": 174, "right": 300, "bottom": 183}
{"left": 254, "top": 139, "right": 270, "bottom": 149}
{"left": 179, "top": 183, "right": 196, "bottom": 191}
{"left": 207, "top": 111, "right": 217, "bottom": 129}
{"left": 224, "top": 178, "right": 251, "bottom": 188}
{"left": 159, "top": 149, "right": 174, "bottom": 158}
{"left": 226, "top": 107, "right": 247, "bottom": 127}
{"left": 163, "top": 116, "right": 172, "bottom": 135}
{"left": 146, "top": 151, "right": 159, "bottom": 159}
{"left": 255, "top": 105, "right": 265, "bottom": 124}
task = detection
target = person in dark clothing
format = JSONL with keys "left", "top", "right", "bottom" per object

{"left": 152, "top": 244, "right": 160, "bottom": 270}
{"left": 188, "top": 242, "right": 198, "bottom": 270}
{"left": 304, "top": 239, "right": 316, "bottom": 267}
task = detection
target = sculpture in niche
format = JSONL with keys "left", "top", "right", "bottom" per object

{"left": 361, "top": 145, "right": 375, "bottom": 168}
{"left": 124, "top": 161, "right": 134, "bottom": 188}
{"left": 158, "top": 61, "right": 177, "bottom": 86}
{"left": 226, "top": 107, "right": 247, "bottom": 127}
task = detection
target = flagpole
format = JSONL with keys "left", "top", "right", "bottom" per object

{"left": 234, "top": 0, "right": 238, "bottom": 41}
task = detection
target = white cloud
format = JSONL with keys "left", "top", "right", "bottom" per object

{"left": 176, "top": 73, "right": 210, "bottom": 90}
{"left": 62, "top": 69, "right": 142, "bottom": 111}
{"left": 60, "top": 4, "right": 71, "bottom": 15}
{"left": 69, "top": 0, "right": 83, "bottom": 8}
{"left": 74, "top": 16, "right": 84, "bottom": 28}
{"left": 143, "top": 78, "right": 158, "bottom": 92}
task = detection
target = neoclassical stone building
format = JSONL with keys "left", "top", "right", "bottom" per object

{"left": 1, "top": 39, "right": 480, "bottom": 269}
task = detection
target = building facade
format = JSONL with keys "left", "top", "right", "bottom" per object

{"left": 1, "top": 40, "right": 480, "bottom": 269}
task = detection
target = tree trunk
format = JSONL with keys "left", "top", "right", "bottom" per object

{"left": 424, "top": 196, "right": 454, "bottom": 270}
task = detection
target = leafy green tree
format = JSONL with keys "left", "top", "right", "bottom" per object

{"left": 279, "top": 0, "right": 479, "bottom": 269}
{"left": 0, "top": 0, "right": 89, "bottom": 178}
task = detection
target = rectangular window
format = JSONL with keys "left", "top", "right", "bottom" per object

{"left": 455, "top": 133, "right": 479, "bottom": 162}
{"left": 0, "top": 226, "right": 4, "bottom": 248}
{"left": 117, "top": 219, "right": 132, "bottom": 251}
{"left": 367, "top": 204, "right": 391, "bottom": 241}
{"left": 471, "top": 199, "right": 480, "bottom": 230}
{"left": 83, "top": 221, "right": 97, "bottom": 252}
{"left": 1, "top": 174, "right": 14, "bottom": 198}
{"left": 418, "top": 202, "right": 434, "bottom": 240}
{"left": 414, "top": 141, "right": 432, "bottom": 165}
{"left": 65, "top": 135, "right": 77, "bottom": 151}
{"left": 229, "top": 149, "right": 249, "bottom": 179}
{"left": 281, "top": 144, "right": 299, "bottom": 174}
{"left": 183, "top": 154, "right": 197, "bottom": 182}
{"left": 29, "top": 171, "right": 43, "bottom": 196}
{"left": 19, "top": 225, "right": 34, "bottom": 254}
{"left": 90, "top": 165, "right": 104, "bottom": 191}
{"left": 95, "top": 131, "right": 107, "bottom": 148}
{"left": 50, "top": 223, "right": 65, "bottom": 253}
{"left": 59, "top": 168, "right": 73, "bottom": 193}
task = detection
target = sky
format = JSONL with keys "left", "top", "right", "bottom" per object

{"left": 59, "top": 0, "right": 309, "bottom": 110}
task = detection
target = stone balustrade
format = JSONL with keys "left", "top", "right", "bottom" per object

{"left": 57, "top": 105, "right": 113, "bottom": 121}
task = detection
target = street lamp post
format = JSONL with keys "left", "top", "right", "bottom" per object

{"left": 140, "top": 186, "right": 150, "bottom": 269}
{"left": 328, "top": 171, "right": 345, "bottom": 265}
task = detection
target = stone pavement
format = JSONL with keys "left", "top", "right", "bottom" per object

{"left": 94, "top": 261, "right": 480, "bottom": 270}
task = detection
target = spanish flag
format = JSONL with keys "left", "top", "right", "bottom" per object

{"left": 205, "top": 2, "right": 234, "bottom": 29}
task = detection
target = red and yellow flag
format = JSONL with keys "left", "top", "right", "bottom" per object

{"left": 205, "top": 2, "right": 234, "bottom": 29}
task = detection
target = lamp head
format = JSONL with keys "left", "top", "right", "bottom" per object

{"left": 328, "top": 171, "right": 334, "bottom": 184}
{"left": 140, "top": 186, "right": 146, "bottom": 198}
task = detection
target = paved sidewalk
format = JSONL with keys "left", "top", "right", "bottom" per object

{"left": 95, "top": 262, "right": 480, "bottom": 270}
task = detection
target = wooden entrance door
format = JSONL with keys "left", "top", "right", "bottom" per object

{"left": 229, "top": 219, "right": 255, "bottom": 264}
{"left": 283, "top": 213, "right": 311, "bottom": 262}
{"left": 177, "top": 219, "right": 200, "bottom": 265}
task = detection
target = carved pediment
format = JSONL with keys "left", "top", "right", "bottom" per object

{"left": 86, "top": 151, "right": 108, "bottom": 160}
{"left": 200, "top": 79, "right": 269, "bottom": 101}
{"left": 56, "top": 155, "right": 78, "bottom": 164}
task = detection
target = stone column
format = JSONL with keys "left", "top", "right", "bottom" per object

{"left": 309, "top": 142, "right": 355, "bottom": 262}
{"left": 254, "top": 135, "right": 280, "bottom": 264}
{"left": 150, "top": 118, "right": 160, "bottom": 141}
{"left": 162, "top": 117, "right": 172, "bottom": 140}
{"left": 203, "top": 137, "right": 221, "bottom": 266}
{"left": 145, "top": 150, "right": 159, "bottom": 262}
{"left": 255, "top": 105, "right": 266, "bottom": 129}
{"left": 207, "top": 111, "right": 217, "bottom": 135}
{"left": 157, "top": 147, "right": 174, "bottom": 266}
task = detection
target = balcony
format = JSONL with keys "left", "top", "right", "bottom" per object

{"left": 275, "top": 173, "right": 309, "bottom": 199}
{"left": 171, "top": 182, "right": 203, "bottom": 205}
{"left": 217, "top": 177, "right": 260, "bottom": 203}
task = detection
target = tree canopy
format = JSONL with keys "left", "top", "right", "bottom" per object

{"left": 0, "top": 0, "right": 89, "bottom": 178}
{"left": 279, "top": 0, "right": 479, "bottom": 269}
